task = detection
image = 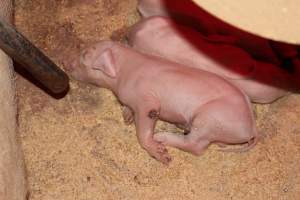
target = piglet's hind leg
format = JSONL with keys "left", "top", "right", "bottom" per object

{"left": 154, "top": 132, "right": 210, "bottom": 156}
{"left": 154, "top": 109, "right": 218, "bottom": 156}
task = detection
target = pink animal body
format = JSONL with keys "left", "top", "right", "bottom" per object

{"left": 137, "top": 0, "right": 281, "bottom": 64}
{"left": 128, "top": 16, "right": 295, "bottom": 104}
{"left": 64, "top": 40, "right": 258, "bottom": 164}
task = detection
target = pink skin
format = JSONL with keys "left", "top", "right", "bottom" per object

{"left": 128, "top": 16, "right": 299, "bottom": 104}
{"left": 137, "top": 0, "right": 285, "bottom": 64}
{"left": 64, "top": 40, "right": 258, "bottom": 164}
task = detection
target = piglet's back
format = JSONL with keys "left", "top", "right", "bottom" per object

{"left": 123, "top": 48, "right": 245, "bottom": 104}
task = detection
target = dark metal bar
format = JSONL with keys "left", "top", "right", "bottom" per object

{"left": 0, "top": 17, "right": 69, "bottom": 93}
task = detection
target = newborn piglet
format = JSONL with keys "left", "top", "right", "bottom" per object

{"left": 64, "top": 41, "right": 258, "bottom": 164}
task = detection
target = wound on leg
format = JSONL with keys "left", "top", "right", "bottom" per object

{"left": 148, "top": 109, "right": 159, "bottom": 120}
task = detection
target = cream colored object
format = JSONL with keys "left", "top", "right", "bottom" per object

{"left": 0, "top": 0, "right": 27, "bottom": 200}
{"left": 192, "top": 0, "right": 300, "bottom": 44}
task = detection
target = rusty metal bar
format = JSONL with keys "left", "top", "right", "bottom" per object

{"left": 0, "top": 17, "right": 69, "bottom": 93}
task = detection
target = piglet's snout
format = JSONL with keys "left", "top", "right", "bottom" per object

{"left": 63, "top": 61, "right": 74, "bottom": 73}
{"left": 63, "top": 54, "right": 81, "bottom": 73}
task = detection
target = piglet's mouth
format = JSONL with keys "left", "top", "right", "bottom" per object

{"left": 62, "top": 62, "right": 74, "bottom": 72}
{"left": 62, "top": 55, "right": 81, "bottom": 73}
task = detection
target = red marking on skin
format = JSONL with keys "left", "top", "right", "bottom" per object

{"left": 148, "top": 109, "right": 159, "bottom": 119}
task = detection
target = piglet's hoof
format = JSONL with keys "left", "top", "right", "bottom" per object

{"left": 146, "top": 142, "right": 172, "bottom": 165}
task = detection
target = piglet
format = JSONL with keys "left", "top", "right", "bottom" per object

{"left": 128, "top": 16, "right": 298, "bottom": 104}
{"left": 64, "top": 40, "right": 258, "bottom": 164}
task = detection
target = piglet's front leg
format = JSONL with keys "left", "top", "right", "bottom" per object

{"left": 134, "top": 101, "right": 171, "bottom": 165}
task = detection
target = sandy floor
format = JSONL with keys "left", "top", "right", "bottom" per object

{"left": 15, "top": 0, "right": 300, "bottom": 199}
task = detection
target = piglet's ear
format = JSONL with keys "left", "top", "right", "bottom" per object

{"left": 92, "top": 49, "right": 117, "bottom": 78}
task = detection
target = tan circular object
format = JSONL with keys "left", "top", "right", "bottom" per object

{"left": 192, "top": 0, "right": 300, "bottom": 44}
